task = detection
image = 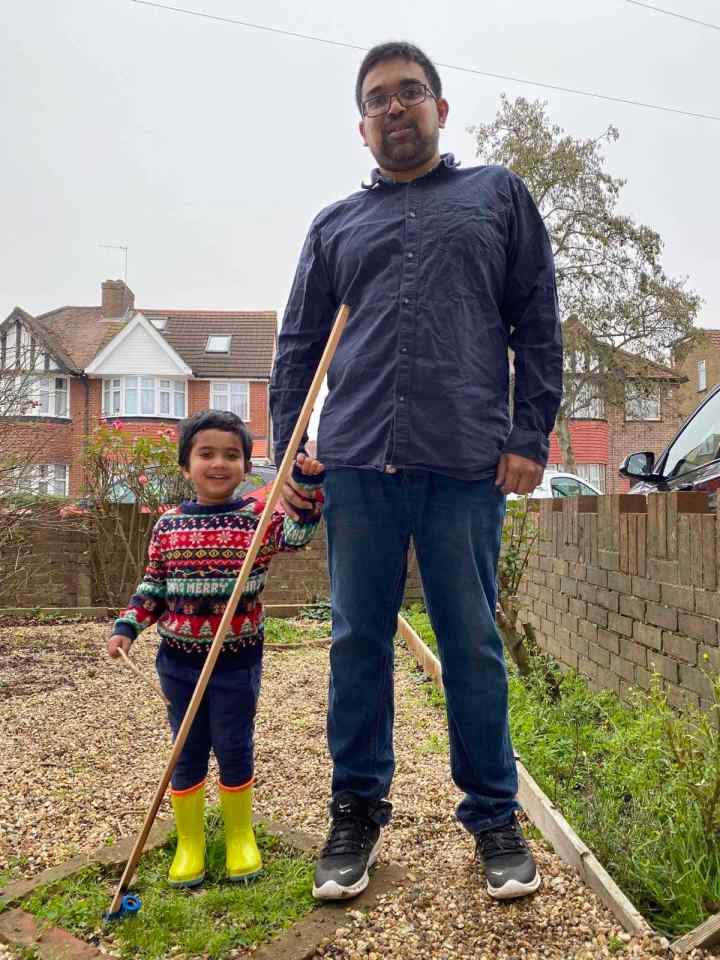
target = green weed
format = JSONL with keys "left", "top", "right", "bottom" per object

{"left": 419, "top": 733, "right": 449, "bottom": 755}
{"left": 400, "top": 606, "right": 720, "bottom": 937}
{"left": 263, "top": 618, "right": 328, "bottom": 646}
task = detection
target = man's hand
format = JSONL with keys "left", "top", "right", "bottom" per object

{"left": 279, "top": 453, "right": 325, "bottom": 520}
{"left": 495, "top": 452, "right": 543, "bottom": 496}
{"left": 108, "top": 633, "right": 132, "bottom": 658}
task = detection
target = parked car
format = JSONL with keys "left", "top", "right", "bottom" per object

{"left": 234, "top": 459, "right": 278, "bottom": 500}
{"left": 508, "top": 469, "right": 602, "bottom": 500}
{"left": 620, "top": 383, "right": 720, "bottom": 495}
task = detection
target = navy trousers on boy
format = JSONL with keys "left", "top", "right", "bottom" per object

{"left": 156, "top": 648, "right": 262, "bottom": 791}
{"left": 324, "top": 467, "right": 518, "bottom": 836}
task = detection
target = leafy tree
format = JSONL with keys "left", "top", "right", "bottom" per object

{"left": 471, "top": 96, "right": 701, "bottom": 470}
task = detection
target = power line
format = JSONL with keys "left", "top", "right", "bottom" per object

{"left": 129, "top": 0, "right": 720, "bottom": 122}
{"left": 625, "top": 1, "right": 720, "bottom": 32}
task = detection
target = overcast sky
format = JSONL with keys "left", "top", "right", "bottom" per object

{"left": 3, "top": 0, "right": 719, "bottom": 334}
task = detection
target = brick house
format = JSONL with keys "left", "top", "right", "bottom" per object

{"left": 547, "top": 354, "right": 685, "bottom": 495}
{"left": 0, "top": 280, "right": 276, "bottom": 497}
{"left": 675, "top": 328, "right": 720, "bottom": 418}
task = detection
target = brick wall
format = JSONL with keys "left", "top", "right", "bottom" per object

{"left": 0, "top": 512, "right": 424, "bottom": 610}
{"left": 606, "top": 387, "right": 683, "bottom": 494}
{"left": 517, "top": 492, "right": 719, "bottom": 711}
{"left": 249, "top": 382, "right": 270, "bottom": 459}
{"left": 676, "top": 332, "right": 719, "bottom": 418}
{"left": 0, "top": 508, "right": 91, "bottom": 607}
{"left": 262, "top": 521, "right": 423, "bottom": 606}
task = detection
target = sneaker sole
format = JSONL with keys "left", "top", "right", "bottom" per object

{"left": 312, "top": 835, "right": 382, "bottom": 900}
{"left": 486, "top": 870, "right": 541, "bottom": 900}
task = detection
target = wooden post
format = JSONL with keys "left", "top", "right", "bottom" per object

{"left": 106, "top": 304, "right": 350, "bottom": 918}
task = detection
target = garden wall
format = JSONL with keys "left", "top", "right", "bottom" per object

{"left": 0, "top": 506, "right": 424, "bottom": 609}
{"left": 0, "top": 509, "right": 92, "bottom": 608}
{"left": 518, "top": 492, "right": 720, "bottom": 711}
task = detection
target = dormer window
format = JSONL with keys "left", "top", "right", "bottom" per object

{"left": 206, "top": 335, "right": 231, "bottom": 353}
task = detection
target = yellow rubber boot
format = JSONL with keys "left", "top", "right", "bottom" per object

{"left": 220, "top": 783, "right": 262, "bottom": 882}
{"left": 168, "top": 782, "right": 206, "bottom": 887}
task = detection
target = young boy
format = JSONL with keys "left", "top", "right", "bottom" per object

{"left": 108, "top": 409, "right": 324, "bottom": 887}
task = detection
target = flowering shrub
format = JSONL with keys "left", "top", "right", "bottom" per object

{"left": 72, "top": 423, "right": 193, "bottom": 605}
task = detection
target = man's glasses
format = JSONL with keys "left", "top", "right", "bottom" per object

{"left": 361, "top": 81, "right": 436, "bottom": 118}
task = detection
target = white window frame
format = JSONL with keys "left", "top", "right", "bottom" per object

{"left": 575, "top": 463, "right": 606, "bottom": 493}
{"left": 13, "top": 375, "right": 70, "bottom": 418}
{"left": 101, "top": 376, "right": 187, "bottom": 419}
{"left": 206, "top": 335, "right": 232, "bottom": 353}
{"left": 210, "top": 380, "right": 250, "bottom": 420}
{"left": 14, "top": 463, "right": 69, "bottom": 497}
{"left": 570, "top": 381, "right": 605, "bottom": 419}
{"left": 698, "top": 359, "right": 707, "bottom": 392}
{"left": 625, "top": 384, "right": 661, "bottom": 422}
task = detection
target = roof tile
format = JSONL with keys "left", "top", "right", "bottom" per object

{"left": 33, "top": 305, "right": 277, "bottom": 379}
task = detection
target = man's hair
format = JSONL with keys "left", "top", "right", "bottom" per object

{"left": 355, "top": 41, "right": 442, "bottom": 113}
{"left": 177, "top": 409, "right": 253, "bottom": 468}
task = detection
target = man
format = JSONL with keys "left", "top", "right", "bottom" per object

{"left": 270, "top": 41, "right": 562, "bottom": 902}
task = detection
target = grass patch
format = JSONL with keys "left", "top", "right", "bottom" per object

{"left": 23, "top": 815, "right": 315, "bottom": 960}
{"left": 400, "top": 606, "right": 720, "bottom": 938}
{"left": 264, "top": 617, "right": 329, "bottom": 646}
{"left": 418, "top": 733, "right": 449, "bottom": 755}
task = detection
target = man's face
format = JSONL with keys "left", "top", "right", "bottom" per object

{"left": 359, "top": 58, "right": 448, "bottom": 175}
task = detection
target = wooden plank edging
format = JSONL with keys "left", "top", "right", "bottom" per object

{"left": 396, "top": 613, "right": 652, "bottom": 939}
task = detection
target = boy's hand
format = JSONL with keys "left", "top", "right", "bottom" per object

{"left": 295, "top": 452, "right": 325, "bottom": 477}
{"left": 108, "top": 633, "right": 132, "bottom": 659}
{"left": 280, "top": 453, "right": 324, "bottom": 519}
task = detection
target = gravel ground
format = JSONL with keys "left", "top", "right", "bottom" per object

{"left": 0, "top": 620, "right": 714, "bottom": 960}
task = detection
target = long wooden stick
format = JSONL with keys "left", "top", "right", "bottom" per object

{"left": 107, "top": 303, "right": 350, "bottom": 916}
{"left": 118, "top": 647, "right": 170, "bottom": 706}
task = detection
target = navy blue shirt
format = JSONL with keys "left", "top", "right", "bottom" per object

{"left": 270, "top": 155, "right": 562, "bottom": 481}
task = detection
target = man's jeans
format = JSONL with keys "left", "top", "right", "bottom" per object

{"left": 156, "top": 646, "right": 262, "bottom": 792}
{"left": 324, "top": 468, "right": 518, "bottom": 835}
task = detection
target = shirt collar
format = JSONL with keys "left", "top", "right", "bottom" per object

{"left": 362, "top": 152, "right": 460, "bottom": 190}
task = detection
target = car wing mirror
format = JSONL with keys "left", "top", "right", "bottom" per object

{"left": 619, "top": 451, "right": 660, "bottom": 481}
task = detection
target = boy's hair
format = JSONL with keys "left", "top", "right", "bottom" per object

{"left": 177, "top": 410, "right": 253, "bottom": 468}
{"left": 355, "top": 41, "right": 442, "bottom": 114}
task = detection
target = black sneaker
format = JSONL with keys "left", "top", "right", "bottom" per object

{"left": 475, "top": 814, "right": 541, "bottom": 900}
{"left": 312, "top": 792, "right": 392, "bottom": 900}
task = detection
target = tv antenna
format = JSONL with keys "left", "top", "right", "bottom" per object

{"left": 99, "top": 244, "right": 129, "bottom": 282}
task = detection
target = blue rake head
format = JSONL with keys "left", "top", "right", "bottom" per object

{"left": 102, "top": 892, "right": 142, "bottom": 923}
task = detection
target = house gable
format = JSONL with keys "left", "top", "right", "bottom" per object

{"left": 1, "top": 307, "right": 76, "bottom": 373}
{"left": 84, "top": 312, "right": 192, "bottom": 377}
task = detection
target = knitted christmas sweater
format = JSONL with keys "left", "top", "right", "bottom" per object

{"left": 113, "top": 466, "right": 323, "bottom": 669}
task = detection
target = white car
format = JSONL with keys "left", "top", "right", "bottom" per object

{"left": 507, "top": 469, "right": 603, "bottom": 500}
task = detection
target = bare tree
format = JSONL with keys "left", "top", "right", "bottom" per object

{"left": 0, "top": 324, "right": 64, "bottom": 601}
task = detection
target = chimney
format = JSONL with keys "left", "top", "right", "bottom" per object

{"left": 101, "top": 279, "right": 135, "bottom": 318}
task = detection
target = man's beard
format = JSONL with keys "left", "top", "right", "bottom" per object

{"left": 376, "top": 121, "right": 438, "bottom": 172}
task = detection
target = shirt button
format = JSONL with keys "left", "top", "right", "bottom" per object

{"left": 407, "top": 252, "right": 414, "bottom": 259}
{"left": 402, "top": 297, "right": 410, "bottom": 304}
{"left": 409, "top": 211, "right": 416, "bottom": 219}
{"left": 399, "top": 395, "right": 405, "bottom": 402}
{"left": 400, "top": 347, "right": 408, "bottom": 353}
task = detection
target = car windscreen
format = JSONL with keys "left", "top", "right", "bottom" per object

{"left": 663, "top": 389, "right": 720, "bottom": 479}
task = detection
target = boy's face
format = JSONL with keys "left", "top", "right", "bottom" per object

{"left": 182, "top": 428, "right": 247, "bottom": 505}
